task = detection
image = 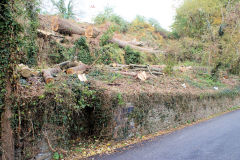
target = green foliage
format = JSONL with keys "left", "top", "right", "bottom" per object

{"left": 24, "top": 0, "right": 40, "bottom": 66}
{"left": 229, "top": 58, "right": 240, "bottom": 75}
{"left": 74, "top": 36, "right": 93, "bottom": 64}
{"left": 48, "top": 41, "right": 71, "bottom": 64}
{"left": 197, "top": 73, "right": 223, "bottom": 87}
{"left": 0, "top": 1, "right": 39, "bottom": 158}
{"left": 51, "top": 0, "right": 75, "bottom": 19}
{"left": 163, "top": 57, "right": 175, "bottom": 75}
{"left": 185, "top": 72, "right": 224, "bottom": 89}
{"left": 148, "top": 18, "right": 167, "bottom": 33}
{"left": 14, "top": 75, "right": 111, "bottom": 153}
{"left": 97, "top": 44, "right": 125, "bottom": 65}
{"left": 53, "top": 152, "right": 63, "bottom": 160}
{"left": 116, "top": 93, "right": 124, "bottom": 105}
{"left": 129, "top": 15, "right": 164, "bottom": 47}
{"left": 89, "top": 69, "right": 123, "bottom": 83}
{"left": 100, "top": 27, "right": 115, "bottom": 46}
{"left": 172, "top": 0, "right": 223, "bottom": 38}
{"left": 124, "top": 46, "right": 143, "bottom": 64}
{"left": 168, "top": 0, "right": 240, "bottom": 76}
{"left": 94, "top": 7, "right": 129, "bottom": 33}
{"left": 0, "top": 0, "right": 24, "bottom": 111}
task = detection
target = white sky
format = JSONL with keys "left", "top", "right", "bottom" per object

{"left": 40, "top": 0, "right": 183, "bottom": 30}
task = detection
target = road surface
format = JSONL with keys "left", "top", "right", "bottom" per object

{"left": 95, "top": 109, "right": 240, "bottom": 160}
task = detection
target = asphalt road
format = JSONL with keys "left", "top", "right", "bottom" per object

{"left": 95, "top": 109, "right": 240, "bottom": 160}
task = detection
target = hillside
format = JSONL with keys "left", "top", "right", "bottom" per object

{"left": 0, "top": 0, "right": 240, "bottom": 159}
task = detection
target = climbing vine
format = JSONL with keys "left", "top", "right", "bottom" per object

{"left": 0, "top": 0, "right": 39, "bottom": 159}
{"left": 0, "top": 0, "right": 23, "bottom": 113}
{"left": 24, "top": 0, "right": 40, "bottom": 66}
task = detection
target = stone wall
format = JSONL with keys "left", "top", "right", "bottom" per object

{"left": 105, "top": 91, "right": 240, "bottom": 140}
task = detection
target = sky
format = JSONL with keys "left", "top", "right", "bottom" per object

{"left": 40, "top": 0, "right": 183, "bottom": 30}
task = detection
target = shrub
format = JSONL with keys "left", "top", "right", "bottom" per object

{"left": 97, "top": 44, "right": 125, "bottom": 65}
{"left": 163, "top": 57, "right": 175, "bottom": 75}
{"left": 94, "top": 7, "right": 129, "bottom": 33}
{"left": 172, "top": 0, "right": 223, "bottom": 38}
{"left": 48, "top": 41, "right": 70, "bottom": 64}
{"left": 100, "top": 27, "right": 114, "bottom": 46}
{"left": 124, "top": 46, "right": 143, "bottom": 64}
{"left": 74, "top": 36, "right": 93, "bottom": 64}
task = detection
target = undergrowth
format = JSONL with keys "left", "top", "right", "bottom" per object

{"left": 14, "top": 75, "right": 111, "bottom": 159}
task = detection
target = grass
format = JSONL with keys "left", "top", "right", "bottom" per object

{"left": 88, "top": 69, "right": 123, "bottom": 83}
{"left": 184, "top": 72, "right": 225, "bottom": 89}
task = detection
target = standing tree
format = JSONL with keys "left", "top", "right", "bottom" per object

{"left": 51, "top": 0, "right": 75, "bottom": 19}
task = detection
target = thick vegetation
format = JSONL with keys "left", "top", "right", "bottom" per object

{"left": 171, "top": 0, "right": 240, "bottom": 75}
{"left": 0, "top": 0, "right": 240, "bottom": 159}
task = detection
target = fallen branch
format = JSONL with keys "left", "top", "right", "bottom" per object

{"left": 110, "top": 38, "right": 161, "bottom": 54}
{"left": 107, "top": 64, "right": 163, "bottom": 76}
{"left": 37, "top": 29, "right": 64, "bottom": 38}
{"left": 42, "top": 131, "right": 67, "bottom": 155}
{"left": 42, "top": 131, "right": 56, "bottom": 153}
{"left": 89, "top": 54, "right": 102, "bottom": 68}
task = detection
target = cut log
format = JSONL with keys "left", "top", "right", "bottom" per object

{"left": 137, "top": 71, "right": 148, "bottom": 81}
{"left": 57, "top": 61, "right": 80, "bottom": 70}
{"left": 51, "top": 16, "right": 85, "bottom": 35}
{"left": 130, "top": 39, "right": 144, "bottom": 46}
{"left": 85, "top": 25, "right": 100, "bottom": 38}
{"left": 17, "top": 64, "right": 37, "bottom": 78}
{"left": 51, "top": 16, "right": 100, "bottom": 37}
{"left": 42, "top": 67, "right": 61, "bottom": 84}
{"left": 66, "top": 64, "right": 89, "bottom": 74}
{"left": 110, "top": 38, "right": 161, "bottom": 54}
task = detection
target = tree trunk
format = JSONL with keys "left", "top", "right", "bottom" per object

{"left": 42, "top": 67, "right": 61, "bottom": 84}
{"left": 110, "top": 38, "right": 161, "bottom": 54}
{"left": 51, "top": 16, "right": 99, "bottom": 37}
{"left": 51, "top": 16, "right": 85, "bottom": 35}
{"left": 1, "top": 75, "right": 15, "bottom": 160}
{"left": 66, "top": 64, "right": 89, "bottom": 74}
{"left": 57, "top": 61, "right": 80, "bottom": 70}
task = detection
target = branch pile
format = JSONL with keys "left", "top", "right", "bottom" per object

{"left": 107, "top": 64, "right": 164, "bottom": 79}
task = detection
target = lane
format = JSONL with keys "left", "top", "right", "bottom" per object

{"left": 95, "top": 109, "right": 240, "bottom": 160}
